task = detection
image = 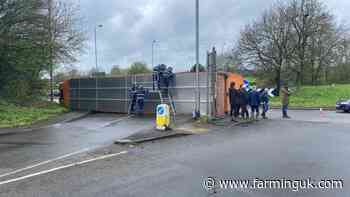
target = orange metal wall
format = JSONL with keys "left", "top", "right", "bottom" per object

{"left": 215, "top": 72, "right": 244, "bottom": 117}
{"left": 63, "top": 80, "right": 70, "bottom": 108}
{"left": 224, "top": 73, "right": 244, "bottom": 114}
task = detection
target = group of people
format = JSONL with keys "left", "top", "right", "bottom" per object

{"left": 153, "top": 64, "right": 176, "bottom": 91}
{"left": 228, "top": 82, "right": 291, "bottom": 121}
{"left": 128, "top": 64, "right": 176, "bottom": 115}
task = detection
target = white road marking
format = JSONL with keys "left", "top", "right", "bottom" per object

{"left": 0, "top": 148, "right": 93, "bottom": 179}
{"left": 0, "top": 150, "right": 128, "bottom": 186}
{"left": 101, "top": 115, "right": 134, "bottom": 128}
{"left": 0, "top": 115, "right": 133, "bottom": 183}
{"left": 0, "top": 115, "right": 133, "bottom": 179}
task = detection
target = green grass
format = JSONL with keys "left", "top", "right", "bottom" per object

{"left": 244, "top": 76, "right": 257, "bottom": 83}
{"left": 0, "top": 100, "right": 68, "bottom": 128}
{"left": 270, "top": 84, "right": 350, "bottom": 108}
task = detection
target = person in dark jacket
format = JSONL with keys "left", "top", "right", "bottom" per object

{"left": 260, "top": 88, "right": 270, "bottom": 119}
{"left": 249, "top": 86, "right": 261, "bottom": 120}
{"left": 228, "top": 82, "right": 239, "bottom": 121}
{"left": 136, "top": 85, "right": 148, "bottom": 115}
{"left": 238, "top": 85, "right": 249, "bottom": 119}
{"left": 128, "top": 84, "right": 137, "bottom": 114}
{"left": 152, "top": 65, "right": 160, "bottom": 90}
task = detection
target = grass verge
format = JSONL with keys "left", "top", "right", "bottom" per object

{"left": 0, "top": 100, "right": 68, "bottom": 128}
{"left": 270, "top": 84, "right": 350, "bottom": 108}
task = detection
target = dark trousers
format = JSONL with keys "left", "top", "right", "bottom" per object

{"left": 282, "top": 104, "right": 288, "bottom": 117}
{"left": 262, "top": 103, "right": 269, "bottom": 117}
{"left": 240, "top": 105, "right": 249, "bottom": 119}
{"left": 251, "top": 105, "right": 259, "bottom": 117}
{"left": 230, "top": 104, "right": 239, "bottom": 118}
{"left": 129, "top": 99, "right": 136, "bottom": 113}
{"left": 235, "top": 105, "right": 240, "bottom": 118}
{"left": 137, "top": 99, "right": 145, "bottom": 114}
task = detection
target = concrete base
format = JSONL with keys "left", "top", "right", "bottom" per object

{"left": 114, "top": 128, "right": 193, "bottom": 144}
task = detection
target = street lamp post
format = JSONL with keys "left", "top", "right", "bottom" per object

{"left": 94, "top": 24, "right": 103, "bottom": 72}
{"left": 94, "top": 24, "right": 103, "bottom": 111}
{"left": 152, "top": 40, "right": 157, "bottom": 68}
{"left": 195, "top": 0, "right": 200, "bottom": 118}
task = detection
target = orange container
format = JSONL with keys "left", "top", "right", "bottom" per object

{"left": 62, "top": 80, "right": 70, "bottom": 108}
{"left": 216, "top": 72, "right": 244, "bottom": 115}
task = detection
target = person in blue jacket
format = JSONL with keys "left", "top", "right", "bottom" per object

{"left": 260, "top": 88, "right": 270, "bottom": 119}
{"left": 249, "top": 85, "right": 261, "bottom": 120}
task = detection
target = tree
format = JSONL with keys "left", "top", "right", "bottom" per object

{"left": 308, "top": 16, "right": 344, "bottom": 84}
{"left": 54, "top": 72, "right": 66, "bottom": 84}
{"left": 0, "top": 0, "right": 50, "bottom": 100}
{"left": 67, "top": 69, "right": 81, "bottom": 79}
{"left": 54, "top": 68, "right": 81, "bottom": 84}
{"left": 236, "top": 0, "right": 347, "bottom": 88}
{"left": 190, "top": 64, "right": 206, "bottom": 72}
{"left": 127, "top": 62, "right": 151, "bottom": 75}
{"left": 287, "top": 0, "right": 329, "bottom": 86}
{"left": 45, "top": 0, "right": 85, "bottom": 64}
{"left": 238, "top": 2, "right": 294, "bottom": 91}
{"left": 110, "top": 65, "right": 125, "bottom": 76}
{"left": 45, "top": 0, "right": 85, "bottom": 101}
{"left": 0, "top": 0, "right": 85, "bottom": 102}
{"left": 329, "top": 35, "right": 350, "bottom": 84}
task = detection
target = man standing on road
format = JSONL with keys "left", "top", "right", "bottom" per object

{"left": 281, "top": 85, "right": 291, "bottom": 119}
{"left": 228, "top": 82, "right": 239, "bottom": 122}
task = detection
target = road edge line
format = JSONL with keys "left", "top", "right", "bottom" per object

{"left": 0, "top": 148, "right": 93, "bottom": 179}
{"left": 0, "top": 150, "right": 128, "bottom": 186}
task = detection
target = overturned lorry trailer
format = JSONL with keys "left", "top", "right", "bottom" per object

{"left": 62, "top": 72, "right": 244, "bottom": 117}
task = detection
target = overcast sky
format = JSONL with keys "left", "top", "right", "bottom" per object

{"left": 66, "top": 0, "right": 350, "bottom": 73}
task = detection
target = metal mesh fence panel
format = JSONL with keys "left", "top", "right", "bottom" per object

{"left": 69, "top": 72, "right": 209, "bottom": 114}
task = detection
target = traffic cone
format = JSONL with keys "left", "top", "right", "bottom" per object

{"left": 320, "top": 108, "right": 326, "bottom": 118}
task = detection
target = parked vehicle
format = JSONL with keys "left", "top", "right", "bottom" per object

{"left": 48, "top": 89, "right": 60, "bottom": 97}
{"left": 336, "top": 99, "right": 350, "bottom": 113}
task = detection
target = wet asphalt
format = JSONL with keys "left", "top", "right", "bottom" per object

{"left": 0, "top": 110, "right": 350, "bottom": 196}
{"left": 0, "top": 113, "right": 153, "bottom": 175}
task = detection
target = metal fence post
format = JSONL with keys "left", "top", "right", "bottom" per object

{"left": 208, "top": 47, "right": 217, "bottom": 118}
{"left": 212, "top": 47, "right": 217, "bottom": 117}
{"left": 95, "top": 77, "right": 98, "bottom": 112}
{"left": 125, "top": 75, "right": 128, "bottom": 113}
{"left": 78, "top": 78, "right": 81, "bottom": 111}
{"left": 206, "top": 51, "right": 210, "bottom": 118}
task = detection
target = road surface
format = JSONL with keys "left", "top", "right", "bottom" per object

{"left": 0, "top": 110, "right": 349, "bottom": 196}
{"left": 0, "top": 113, "right": 153, "bottom": 175}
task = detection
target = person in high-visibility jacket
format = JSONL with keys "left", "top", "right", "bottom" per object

{"left": 136, "top": 85, "right": 148, "bottom": 115}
